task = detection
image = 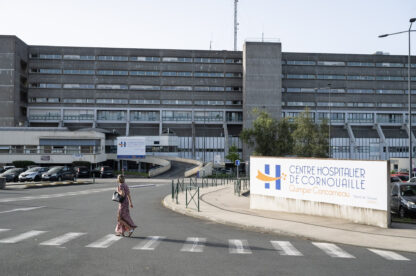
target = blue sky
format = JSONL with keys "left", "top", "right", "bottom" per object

{"left": 1, "top": 0, "right": 415, "bottom": 55}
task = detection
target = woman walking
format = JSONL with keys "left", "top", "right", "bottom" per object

{"left": 115, "top": 174, "right": 137, "bottom": 237}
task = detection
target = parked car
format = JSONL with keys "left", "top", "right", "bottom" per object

{"left": 18, "top": 167, "right": 49, "bottom": 182}
{"left": 74, "top": 166, "right": 90, "bottom": 178}
{"left": 0, "top": 168, "right": 25, "bottom": 182}
{"left": 391, "top": 176, "right": 402, "bottom": 183}
{"left": 409, "top": 177, "right": 416, "bottom": 183}
{"left": 391, "top": 182, "right": 416, "bottom": 218}
{"left": 93, "top": 166, "right": 114, "bottom": 178}
{"left": 41, "top": 166, "right": 76, "bottom": 181}
{"left": 391, "top": 174, "right": 409, "bottom": 182}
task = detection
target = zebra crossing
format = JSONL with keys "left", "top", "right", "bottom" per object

{"left": 0, "top": 228, "right": 412, "bottom": 261}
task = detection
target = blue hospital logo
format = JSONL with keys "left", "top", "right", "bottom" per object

{"left": 256, "top": 164, "right": 286, "bottom": 190}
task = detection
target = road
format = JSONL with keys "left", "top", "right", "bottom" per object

{"left": 0, "top": 179, "right": 415, "bottom": 276}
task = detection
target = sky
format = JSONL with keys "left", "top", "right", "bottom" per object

{"left": 1, "top": 0, "right": 416, "bottom": 55}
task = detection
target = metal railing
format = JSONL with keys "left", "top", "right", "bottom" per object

{"left": 171, "top": 176, "right": 250, "bottom": 211}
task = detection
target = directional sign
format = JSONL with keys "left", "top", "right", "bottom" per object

{"left": 235, "top": 159, "right": 240, "bottom": 166}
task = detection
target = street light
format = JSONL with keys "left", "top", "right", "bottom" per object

{"left": 328, "top": 83, "right": 332, "bottom": 158}
{"left": 379, "top": 18, "right": 416, "bottom": 176}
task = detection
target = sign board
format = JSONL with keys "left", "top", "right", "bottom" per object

{"left": 117, "top": 137, "right": 146, "bottom": 159}
{"left": 250, "top": 157, "right": 388, "bottom": 211}
{"left": 235, "top": 159, "right": 240, "bottom": 166}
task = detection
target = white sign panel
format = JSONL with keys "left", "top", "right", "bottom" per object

{"left": 117, "top": 137, "right": 146, "bottom": 158}
{"left": 250, "top": 157, "right": 388, "bottom": 211}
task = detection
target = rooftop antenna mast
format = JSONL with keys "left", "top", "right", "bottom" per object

{"left": 234, "top": 0, "right": 239, "bottom": 51}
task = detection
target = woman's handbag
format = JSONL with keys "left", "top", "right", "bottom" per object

{"left": 112, "top": 191, "right": 125, "bottom": 203}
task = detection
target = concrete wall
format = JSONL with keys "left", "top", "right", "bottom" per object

{"left": 250, "top": 194, "right": 390, "bottom": 228}
{"left": 242, "top": 42, "right": 282, "bottom": 160}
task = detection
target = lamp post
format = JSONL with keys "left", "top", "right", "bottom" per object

{"left": 379, "top": 18, "right": 416, "bottom": 176}
{"left": 328, "top": 83, "right": 332, "bottom": 158}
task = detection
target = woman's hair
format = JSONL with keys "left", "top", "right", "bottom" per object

{"left": 117, "top": 174, "right": 125, "bottom": 184}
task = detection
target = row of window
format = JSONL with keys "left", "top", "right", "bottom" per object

{"left": 28, "top": 110, "right": 243, "bottom": 122}
{"left": 30, "top": 68, "right": 243, "bottom": 78}
{"left": 283, "top": 88, "right": 416, "bottom": 95}
{"left": 284, "top": 102, "right": 410, "bottom": 108}
{"left": 285, "top": 74, "right": 416, "bottom": 81}
{"left": 282, "top": 112, "right": 416, "bottom": 123}
{"left": 29, "top": 54, "right": 242, "bottom": 64}
{"left": 284, "top": 60, "right": 416, "bottom": 68}
{"left": 29, "top": 98, "right": 242, "bottom": 106}
{"left": 28, "top": 83, "right": 242, "bottom": 92}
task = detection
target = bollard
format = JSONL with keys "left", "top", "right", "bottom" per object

{"left": 0, "top": 177, "right": 5, "bottom": 189}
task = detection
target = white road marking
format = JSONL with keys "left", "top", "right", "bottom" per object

{"left": 368, "top": 249, "right": 410, "bottom": 261}
{"left": 229, "top": 239, "right": 252, "bottom": 254}
{"left": 0, "top": 229, "right": 11, "bottom": 233}
{"left": 40, "top": 232, "right": 86, "bottom": 246}
{"left": 0, "top": 206, "right": 46, "bottom": 214}
{"left": 271, "top": 241, "right": 303, "bottom": 256}
{"left": 181, "top": 237, "right": 206, "bottom": 252}
{"left": 85, "top": 234, "right": 122, "bottom": 248}
{"left": 0, "top": 230, "right": 47, "bottom": 243}
{"left": 312, "top": 242, "right": 355, "bottom": 258}
{"left": 0, "top": 184, "right": 155, "bottom": 203}
{"left": 133, "top": 236, "right": 165, "bottom": 251}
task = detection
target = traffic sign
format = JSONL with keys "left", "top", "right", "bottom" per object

{"left": 235, "top": 159, "right": 240, "bottom": 166}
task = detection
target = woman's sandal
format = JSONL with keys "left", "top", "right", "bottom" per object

{"left": 128, "top": 229, "right": 134, "bottom": 237}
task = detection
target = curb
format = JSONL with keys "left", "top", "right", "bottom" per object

{"left": 23, "top": 181, "right": 93, "bottom": 189}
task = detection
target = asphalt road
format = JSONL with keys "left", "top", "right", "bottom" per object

{"left": 0, "top": 179, "right": 415, "bottom": 276}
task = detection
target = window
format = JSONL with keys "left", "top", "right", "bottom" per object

{"left": 318, "top": 112, "right": 345, "bottom": 122}
{"left": 225, "top": 100, "right": 242, "bottom": 105}
{"left": 96, "top": 99, "right": 128, "bottom": 104}
{"left": 376, "top": 76, "right": 405, "bottom": 81}
{"left": 225, "top": 58, "right": 242, "bottom": 64}
{"left": 162, "top": 111, "right": 192, "bottom": 121}
{"left": 347, "top": 75, "right": 375, "bottom": 80}
{"left": 129, "top": 99, "right": 160, "bottom": 104}
{"left": 63, "top": 98, "right": 94, "bottom": 104}
{"left": 130, "top": 111, "right": 159, "bottom": 121}
{"left": 195, "top": 111, "right": 223, "bottom": 121}
{"left": 377, "top": 114, "right": 403, "bottom": 123}
{"left": 63, "top": 69, "right": 94, "bottom": 75}
{"left": 130, "top": 71, "right": 159, "bottom": 76}
{"left": 286, "top": 74, "right": 315, "bottom": 79}
{"left": 317, "top": 102, "right": 345, "bottom": 107}
{"left": 162, "top": 57, "right": 192, "bottom": 63}
{"left": 225, "top": 86, "right": 242, "bottom": 92}
{"left": 317, "top": 61, "right": 345, "bottom": 66}
{"left": 97, "top": 110, "right": 126, "bottom": 121}
{"left": 98, "top": 56, "right": 128, "bottom": 61}
{"left": 97, "top": 70, "right": 128, "bottom": 76}
{"left": 63, "top": 55, "right": 95, "bottom": 60}
{"left": 194, "top": 58, "right": 224, "bottom": 63}
{"left": 161, "top": 86, "right": 192, "bottom": 91}
{"left": 162, "top": 71, "right": 178, "bottom": 77}
{"left": 29, "top": 109, "right": 61, "bottom": 120}
{"left": 130, "top": 85, "right": 160, "bottom": 90}
{"left": 194, "top": 72, "right": 224, "bottom": 78}
{"left": 226, "top": 111, "right": 242, "bottom": 122}
{"left": 30, "top": 68, "right": 62, "bottom": 74}
{"left": 377, "top": 103, "right": 404, "bottom": 108}
{"left": 375, "top": 89, "right": 403, "bottom": 94}
{"left": 286, "top": 60, "right": 316, "bottom": 65}
{"left": 161, "top": 100, "right": 192, "bottom": 105}
{"left": 130, "top": 56, "right": 160, "bottom": 62}
{"left": 346, "top": 102, "right": 376, "bottom": 107}
{"left": 317, "top": 75, "right": 346, "bottom": 80}
{"left": 286, "top": 102, "right": 315, "bottom": 107}
{"left": 63, "top": 110, "right": 94, "bottom": 120}
{"left": 30, "top": 54, "right": 61, "bottom": 59}
{"left": 347, "top": 89, "right": 374, "bottom": 94}
{"left": 347, "top": 113, "right": 374, "bottom": 123}
{"left": 194, "top": 100, "right": 224, "bottom": 105}
{"left": 63, "top": 84, "right": 95, "bottom": 89}
{"left": 29, "top": 83, "right": 62, "bottom": 88}
{"left": 376, "top": 63, "right": 404, "bottom": 68}
{"left": 96, "top": 84, "right": 128, "bottom": 90}
{"left": 225, "top": 72, "right": 242, "bottom": 78}
{"left": 347, "top": 62, "right": 375, "bottom": 67}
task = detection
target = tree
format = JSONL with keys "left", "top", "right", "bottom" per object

{"left": 226, "top": 144, "right": 240, "bottom": 163}
{"left": 275, "top": 117, "right": 294, "bottom": 156}
{"left": 292, "top": 108, "right": 329, "bottom": 157}
{"left": 240, "top": 109, "right": 280, "bottom": 156}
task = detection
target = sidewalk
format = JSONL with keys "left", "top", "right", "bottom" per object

{"left": 163, "top": 184, "right": 416, "bottom": 253}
